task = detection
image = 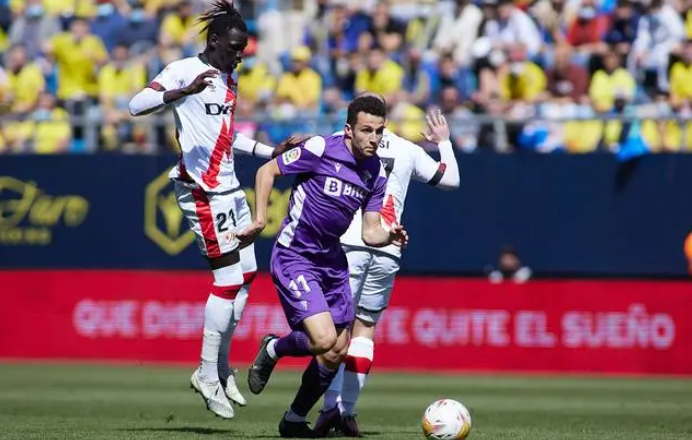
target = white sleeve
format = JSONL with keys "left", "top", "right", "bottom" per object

{"left": 232, "top": 132, "right": 274, "bottom": 159}
{"left": 412, "top": 141, "right": 460, "bottom": 191}
{"left": 129, "top": 62, "right": 182, "bottom": 116}
{"left": 129, "top": 87, "right": 165, "bottom": 116}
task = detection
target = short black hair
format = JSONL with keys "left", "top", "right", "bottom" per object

{"left": 198, "top": 0, "right": 247, "bottom": 41}
{"left": 346, "top": 96, "right": 387, "bottom": 126}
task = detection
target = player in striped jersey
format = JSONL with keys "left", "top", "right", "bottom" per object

{"left": 129, "top": 0, "right": 274, "bottom": 420}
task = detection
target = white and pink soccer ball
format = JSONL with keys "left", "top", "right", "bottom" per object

{"left": 421, "top": 399, "right": 473, "bottom": 440}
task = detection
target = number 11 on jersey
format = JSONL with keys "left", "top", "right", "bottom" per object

{"left": 288, "top": 274, "right": 311, "bottom": 298}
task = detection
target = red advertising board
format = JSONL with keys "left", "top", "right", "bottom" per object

{"left": 0, "top": 271, "right": 690, "bottom": 375}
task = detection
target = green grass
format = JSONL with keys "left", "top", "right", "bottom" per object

{"left": 0, "top": 363, "right": 691, "bottom": 440}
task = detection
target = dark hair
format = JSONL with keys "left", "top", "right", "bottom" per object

{"left": 198, "top": 0, "right": 247, "bottom": 41}
{"left": 500, "top": 245, "right": 517, "bottom": 257}
{"left": 346, "top": 96, "right": 387, "bottom": 126}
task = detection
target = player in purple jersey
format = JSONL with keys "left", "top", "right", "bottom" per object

{"left": 237, "top": 96, "right": 408, "bottom": 438}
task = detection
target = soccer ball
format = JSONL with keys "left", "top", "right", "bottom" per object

{"left": 421, "top": 399, "right": 472, "bottom": 440}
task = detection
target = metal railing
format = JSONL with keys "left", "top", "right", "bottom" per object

{"left": 2, "top": 111, "right": 692, "bottom": 154}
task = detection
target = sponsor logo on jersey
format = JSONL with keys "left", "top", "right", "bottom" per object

{"left": 324, "top": 177, "right": 366, "bottom": 199}
{"left": 0, "top": 176, "right": 89, "bottom": 246}
{"left": 282, "top": 147, "right": 301, "bottom": 166}
{"left": 144, "top": 168, "right": 195, "bottom": 255}
{"left": 205, "top": 101, "right": 235, "bottom": 115}
{"left": 335, "top": 163, "right": 342, "bottom": 173}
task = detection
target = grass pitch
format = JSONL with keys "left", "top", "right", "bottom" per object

{"left": 0, "top": 363, "right": 690, "bottom": 440}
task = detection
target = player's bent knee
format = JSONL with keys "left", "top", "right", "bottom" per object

{"left": 309, "top": 331, "right": 337, "bottom": 355}
{"left": 320, "top": 347, "right": 346, "bottom": 369}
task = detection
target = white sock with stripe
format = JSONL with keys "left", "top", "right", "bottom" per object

{"left": 341, "top": 337, "right": 374, "bottom": 416}
{"left": 199, "top": 263, "right": 243, "bottom": 382}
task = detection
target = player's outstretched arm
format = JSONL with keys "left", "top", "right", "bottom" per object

{"left": 233, "top": 134, "right": 310, "bottom": 160}
{"left": 231, "top": 133, "right": 274, "bottom": 159}
{"left": 236, "top": 159, "right": 281, "bottom": 244}
{"left": 128, "top": 69, "right": 219, "bottom": 116}
{"left": 361, "top": 211, "right": 409, "bottom": 248}
{"left": 419, "top": 109, "right": 460, "bottom": 191}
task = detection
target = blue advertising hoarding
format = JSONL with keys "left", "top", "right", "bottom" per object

{"left": 1, "top": 153, "right": 691, "bottom": 277}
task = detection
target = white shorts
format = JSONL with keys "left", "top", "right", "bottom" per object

{"left": 344, "top": 246, "right": 400, "bottom": 324}
{"left": 175, "top": 182, "right": 252, "bottom": 258}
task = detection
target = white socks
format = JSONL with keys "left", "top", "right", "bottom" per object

{"left": 217, "top": 283, "right": 250, "bottom": 380}
{"left": 198, "top": 263, "right": 243, "bottom": 382}
{"left": 321, "top": 337, "right": 375, "bottom": 416}
{"left": 322, "top": 364, "right": 344, "bottom": 411}
{"left": 267, "top": 338, "right": 279, "bottom": 361}
{"left": 341, "top": 337, "right": 374, "bottom": 416}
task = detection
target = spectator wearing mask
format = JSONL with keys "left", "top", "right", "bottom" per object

{"left": 566, "top": 0, "right": 610, "bottom": 64}
{"left": 327, "top": 1, "right": 370, "bottom": 60}
{"left": 275, "top": 46, "right": 322, "bottom": 112}
{"left": 360, "top": 1, "right": 406, "bottom": 55}
{"left": 90, "top": 0, "right": 127, "bottom": 52}
{"left": 45, "top": 17, "right": 108, "bottom": 102}
{"left": 95, "top": 44, "right": 146, "bottom": 151}
{"left": 546, "top": 43, "right": 589, "bottom": 103}
{"left": 3, "top": 92, "right": 71, "bottom": 154}
{"left": 432, "top": 0, "right": 483, "bottom": 67}
{"left": 4, "top": 44, "right": 45, "bottom": 116}
{"left": 120, "top": 6, "right": 159, "bottom": 51}
{"left": 159, "top": 0, "right": 203, "bottom": 51}
{"left": 669, "top": 39, "right": 692, "bottom": 109}
{"left": 439, "top": 86, "right": 479, "bottom": 152}
{"left": 355, "top": 46, "right": 404, "bottom": 97}
{"left": 479, "top": 0, "right": 542, "bottom": 59}
{"left": 402, "top": 48, "right": 434, "bottom": 107}
{"left": 499, "top": 44, "right": 547, "bottom": 103}
{"left": 604, "top": 0, "right": 640, "bottom": 57}
{"left": 238, "top": 44, "right": 276, "bottom": 106}
{"left": 8, "top": 0, "right": 61, "bottom": 59}
{"left": 435, "top": 53, "right": 474, "bottom": 103}
{"left": 385, "top": 90, "right": 426, "bottom": 143}
{"left": 630, "top": 0, "right": 684, "bottom": 93}
{"left": 591, "top": 49, "right": 636, "bottom": 113}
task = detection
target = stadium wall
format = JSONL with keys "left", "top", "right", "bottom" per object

{"left": 0, "top": 271, "right": 690, "bottom": 375}
{"left": 0, "top": 154, "right": 691, "bottom": 276}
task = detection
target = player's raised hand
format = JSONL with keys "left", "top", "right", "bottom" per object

{"left": 272, "top": 135, "right": 312, "bottom": 158}
{"left": 422, "top": 109, "right": 451, "bottom": 144}
{"left": 390, "top": 224, "right": 409, "bottom": 248}
{"left": 182, "top": 69, "right": 219, "bottom": 95}
{"left": 237, "top": 220, "right": 266, "bottom": 245}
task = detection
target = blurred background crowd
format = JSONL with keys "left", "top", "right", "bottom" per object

{"left": 2, "top": 0, "right": 692, "bottom": 154}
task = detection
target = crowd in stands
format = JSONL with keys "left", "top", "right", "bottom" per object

{"left": 2, "top": 0, "right": 692, "bottom": 154}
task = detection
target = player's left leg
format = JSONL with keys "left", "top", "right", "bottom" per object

{"left": 176, "top": 184, "right": 245, "bottom": 419}
{"left": 279, "top": 323, "right": 349, "bottom": 438}
{"left": 217, "top": 242, "right": 256, "bottom": 406}
{"left": 338, "top": 253, "right": 399, "bottom": 436}
{"left": 320, "top": 248, "right": 372, "bottom": 418}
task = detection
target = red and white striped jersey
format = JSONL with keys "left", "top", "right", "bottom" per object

{"left": 340, "top": 129, "right": 443, "bottom": 258}
{"left": 150, "top": 56, "right": 242, "bottom": 193}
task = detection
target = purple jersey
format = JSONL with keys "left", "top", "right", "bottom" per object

{"left": 275, "top": 135, "right": 387, "bottom": 260}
